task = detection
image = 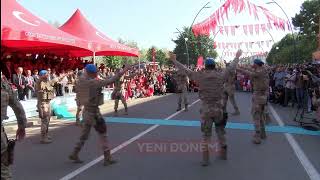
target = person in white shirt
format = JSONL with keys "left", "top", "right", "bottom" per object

{"left": 284, "top": 68, "right": 296, "bottom": 107}
{"left": 25, "top": 70, "right": 35, "bottom": 99}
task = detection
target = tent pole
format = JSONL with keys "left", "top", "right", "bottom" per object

{"left": 93, "top": 51, "right": 96, "bottom": 64}
{"left": 138, "top": 58, "right": 141, "bottom": 69}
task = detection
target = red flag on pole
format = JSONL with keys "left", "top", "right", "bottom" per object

{"left": 197, "top": 56, "right": 204, "bottom": 69}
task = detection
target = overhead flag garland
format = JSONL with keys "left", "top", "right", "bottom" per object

{"left": 192, "top": 0, "right": 288, "bottom": 37}
{"left": 222, "top": 51, "right": 267, "bottom": 57}
{"left": 216, "top": 40, "right": 273, "bottom": 49}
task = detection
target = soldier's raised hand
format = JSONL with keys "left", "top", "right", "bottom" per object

{"left": 16, "top": 126, "right": 26, "bottom": 141}
{"left": 236, "top": 49, "right": 243, "bottom": 59}
{"left": 169, "top": 52, "right": 177, "bottom": 61}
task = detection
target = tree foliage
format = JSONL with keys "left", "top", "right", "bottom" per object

{"left": 146, "top": 47, "right": 169, "bottom": 66}
{"left": 172, "top": 27, "right": 218, "bottom": 65}
{"left": 267, "top": 0, "right": 319, "bottom": 64}
{"left": 292, "top": 0, "right": 320, "bottom": 38}
{"left": 266, "top": 34, "right": 317, "bottom": 64}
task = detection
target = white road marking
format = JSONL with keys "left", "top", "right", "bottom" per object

{"left": 59, "top": 99, "right": 201, "bottom": 180}
{"left": 269, "top": 104, "right": 320, "bottom": 180}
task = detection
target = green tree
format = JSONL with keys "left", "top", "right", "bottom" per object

{"left": 292, "top": 0, "right": 320, "bottom": 38}
{"left": 172, "top": 26, "right": 218, "bottom": 65}
{"left": 266, "top": 34, "right": 317, "bottom": 64}
{"left": 102, "top": 56, "right": 123, "bottom": 69}
{"left": 146, "top": 47, "right": 169, "bottom": 66}
{"left": 267, "top": 0, "right": 319, "bottom": 64}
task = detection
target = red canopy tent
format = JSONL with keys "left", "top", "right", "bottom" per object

{"left": 1, "top": 0, "right": 91, "bottom": 56}
{"left": 59, "top": 9, "right": 139, "bottom": 57}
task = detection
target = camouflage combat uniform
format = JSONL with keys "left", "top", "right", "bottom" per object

{"left": 69, "top": 72, "right": 121, "bottom": 165}
{"left": 172, "top": 57, "right": 240, "bottom": 164}
{"left": 36, "top": 77, "right": 60, "bottom": 143}
{"left": 172, "top": 69, "right": 189, "bottom": 111}
{"left": 237, "top": 66, "right": 270, "bottom": 144}
{"left": 112, "top": 76, "right": 128, "bottom": 115}
{"left": 222, "top": 68, "right": 239, "bottom": 115}
{"left": 74, "top": 72, "right": 84, "bottom": 125}
{"left": 1, "top": 78, "right": 27, "bottom": 180}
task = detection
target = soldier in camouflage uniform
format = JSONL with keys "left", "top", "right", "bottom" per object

{"left": 170, "top": 50, "right": 242, "bottom": 166}
{"left": 237, "top": 59, "right": 270, "bottom": 144}
{"left": 75, "top": 70, "right": 84, "bottom": 126}
{"left": 112, "top": 68, "right": 128, "bottom": 116}
{"left": 36, "top": 70, "right": 66, "bottom": 144}
{"left": 222, "top": 63, "right": 240, "bottom": 116}
{"left": 172, "top": 69, "right": 189, "bottom": 111}
{"left": 69, "top": 64, "right": 131, "bottom": 166}
{"left": 1, "top": 72, "right": 27, "bottom": 180}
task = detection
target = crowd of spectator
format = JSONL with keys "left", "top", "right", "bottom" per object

{"left": 0, "top": 53, "right": 181, "bottom": 101}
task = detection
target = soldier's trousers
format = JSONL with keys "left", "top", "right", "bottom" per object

{"left": 37, "top": 101, "right": 51, "bottom": 137}
{"left": 1, "top": 126, "right": 11, "bottom": 180}
{"left": 1, "top": 162, "right": 11, "bottom": 180}
{"left": 222, "top": 91, "right": 239, "bottom": 112}
{"left": 114, "top": 93, "right": 127, "bottom": 112}
{"left": 200, "top": 102, "right": 226, "bottom": 148}
{"left": 73, "top": 109, "right": 109, "bottom": 152}
{"left": 75, "top": 99, "right": 83, "bottom": 121}
{"left": 251, "top": 93, "right": 268, "bottom": 132}
{"left": 177, "top": 88, "right": 188, "bottom": 107}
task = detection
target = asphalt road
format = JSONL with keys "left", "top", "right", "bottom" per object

{"left": 10, "top": 92, "right": 320, "bottom": 180}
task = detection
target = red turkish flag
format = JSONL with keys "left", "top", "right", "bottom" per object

{"left": 197, "top": 56, "right": 204, "bottom": 69}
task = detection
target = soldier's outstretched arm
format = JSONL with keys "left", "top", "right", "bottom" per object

{"left": 169, "top": 53, "right": 195, "bottom": 78}
{"left": 236, "top": 67, "right": 253, "bottom": 77}
{"left": 7, "top": 88, "right": 27, "bottom": 140}
{"left": 49, "top": 74, "right": 68, "bottom": 85}
{"left": 96, "top": 64, "right": 132, "bottom": 87}
{"left": 237, "top": 67, "right": 265, "bottom": 79}
{"left": 223, "top": 49, "right": 242, "bottom": 78}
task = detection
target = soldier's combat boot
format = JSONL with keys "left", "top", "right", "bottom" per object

{"left": 114, "top": 110, "right": 118, "bottom": 117}
{"left": 231, "top": 108, "right": 240, "bottom": 116}
{"left": 218, "top": 145, "right": 227, "bottom": 160}
{"left": 176, "top": 104, "right": 182, "bottom": 111}
{"left": 252, "top": 131, "right": 262, "bottom": 144}
{"left": 76, "top": 119, "right": 81, "bottom": 126}
{"left": 69, "top": 148, "right": 83, "bottom": 163}
{"left": 184, "top": 104, "right": 188, "bottom": 112}
{"left": 40, "top": 134, "right": 52, "bottom": 144}
{"left": 103, "top": 150, "right": 117, "bottom": 166}
{"left": 124, "top": 108, "right": 129, "bottom": 115}
{"left": 265, "top": 113, "right": 271, "bottom": 125}
{"left": 260, "top": 127, "right": 267, "bottom": 139}
{"left": 201, "top": 150, "right": 210, "bottom": 166}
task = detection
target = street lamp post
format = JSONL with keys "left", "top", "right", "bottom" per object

{"left": 190, "top": 2, "right": 211, "bottom": 31}
{"left": 175, "top": 28, "right": 190, "bottom": 67}
{"left": 266, "top": 0, "right": 297, "bottom": 63}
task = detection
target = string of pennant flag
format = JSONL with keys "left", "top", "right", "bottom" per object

{"left": 215, "top": 23, "right": 289, "bottom": 36}
{"left": 222, "top": 51, "right": 267, "bottom": 57}
{"left": 192, "top": 0, "right": 288, "bottom": 36}
{"left": 215, "top": 40, "right": 273, "bottom": 49}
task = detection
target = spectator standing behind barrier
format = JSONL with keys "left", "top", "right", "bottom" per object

{"left": 25, "top": 70, "right": 35, "bottom": 99}
{"left": 12, "top": 67, "right": 26, "bottom": 101}
{"left": 284, "top": 68, "right": 296, "bottom": 107}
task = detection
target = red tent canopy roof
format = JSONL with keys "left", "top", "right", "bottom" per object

{"left": 59, "top": 9, "right": 139, "bottom": 57}
{"left": 1, "top": 0, "right": 90, "bottom": 55}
